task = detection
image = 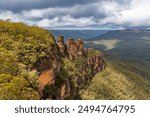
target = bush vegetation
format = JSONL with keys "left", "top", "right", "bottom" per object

{"left": 79, "top": 57, "right": 150, "bottom": 100}
{"left": 0, "top": 74, "right": 39, "bottom": 99}
{"left": 0, "top": 20, "right": 56, "bottom": 99}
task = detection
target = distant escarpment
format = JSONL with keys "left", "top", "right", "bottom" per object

{"left": 0, "top": 20, "right": 105, "bottom": 100}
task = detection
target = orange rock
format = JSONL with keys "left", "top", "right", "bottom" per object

{"left": 38, "top": 69, "right": 55, "bottom": 97}
{"left": 59, "top": 78, "right": 70, "bottom": 99}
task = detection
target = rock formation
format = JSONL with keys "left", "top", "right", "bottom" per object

{"left": 38, "top": 36, "right": 106, "bottom": 99}
{"left": 38, "top": 43, "right": 62, "bottom": 99}
{"left": 57, "top": 36, "right": 67, "bottom": 56}
{"left": 76, "top": 38, "right": 85, "bottom": 57}
{"left": 66, "top": 37, "right": 79, "bottom": 60}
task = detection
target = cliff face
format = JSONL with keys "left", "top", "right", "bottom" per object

{"left": 38, "top": 43, "right": 62, "bottom": 99}
{"left": 38, "top": 35, "right": 106, "bottom": 99}
{"left": 80, "top": 49, "right": 106, "bottom": 83}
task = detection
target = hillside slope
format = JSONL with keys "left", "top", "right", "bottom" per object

{"left": 80, "top": 56, "right": 150, "bottom": 100}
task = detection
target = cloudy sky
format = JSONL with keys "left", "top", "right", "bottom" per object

{"left": 0, "top": 0, "right": 150, "bottom": 29}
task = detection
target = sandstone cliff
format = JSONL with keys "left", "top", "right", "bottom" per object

{"left": 38, "top": 35, "right": 106, "bottom": 99}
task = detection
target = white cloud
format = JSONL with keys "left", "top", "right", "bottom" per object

{"left": 99, "top": 0, "right": 150, "bottom": 27}
{"left": 115, "top": 0, "right": 150, "bottom": 27}
{"left": 36, "top": 16, "right": 96, "bottom": 28}
{"left": 0, "top": 10, "right": 21, "bottom": 21}
{"left": 0, "top": 0, "right": 150, "bottom": 29}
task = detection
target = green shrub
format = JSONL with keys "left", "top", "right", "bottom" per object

{"left": 0, "top": 74, "right": 39, "bottom": 100}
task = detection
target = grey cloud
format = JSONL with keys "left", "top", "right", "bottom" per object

{"left": 21, "top": 3, "right": 108, "bottom": 20}
{"left": 0, "top": 0, "right": 98, "bottom": 12}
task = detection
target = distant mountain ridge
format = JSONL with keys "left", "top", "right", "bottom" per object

{"left": 85, "top": 29, "right": 150, "bottom": 61}
{"left": 91, "top": 29, "right": 150, "bottom": 40}
{"left": 50, "top": 30, "right": 108, "bottom": 40}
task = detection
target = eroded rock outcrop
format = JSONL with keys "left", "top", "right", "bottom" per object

{"left": 79, "top": 49, "right": 106, "bottom": 83}
{"left": 57, "top": 36, "right": 68, "bottom": 57}
{"left": 76, "top": 38, "right": 85, "bottom": 57}
{"left": 57, "top": 37, "right": 106, "bottom": 98}
{"left": 38, "top": 36, "right": 106, "bottom": 99}
{"left": 66, "top": 37, "right": 79, "bottom": 60}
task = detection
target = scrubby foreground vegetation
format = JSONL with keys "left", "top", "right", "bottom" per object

{"left": 0, "top": 20, "right": 55, "bottom": 99}
{"left": 80, "top": 55, "right": 150, "bottom": 100}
